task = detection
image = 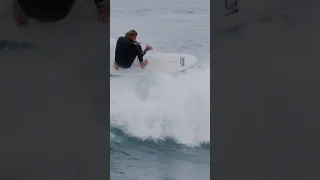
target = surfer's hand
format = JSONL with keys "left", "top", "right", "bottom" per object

{"left": 140, "top": 60, "right": 148, "bottom": 69}
{"left": 140, "top": 64, "right": 146, "bottom": 69}
{"left": 114, "top": 62, "right": 119, "bottom": 70}
{"left": 146, "top": 44, "right": 153, "bottom": 51}
{"left": 13, "top": 1, "right": 29, "bottom": 25}
{"left": 97, "top": 1, "right": 109, "bottom": 23}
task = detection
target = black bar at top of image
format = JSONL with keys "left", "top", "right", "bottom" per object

{"left": 211, "top": 0, "right": 320, "bottom": 180}
{"left": 0, "top": 0, "right": 110, "bottom": 179}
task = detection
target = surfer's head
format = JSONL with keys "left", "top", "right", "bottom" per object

{"left": 125, "top": 29, "right": 138, "bottom": 41}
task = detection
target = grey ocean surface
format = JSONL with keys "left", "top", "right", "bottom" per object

{"left": 110, "top": 0, "right": 210, "bottom": 179}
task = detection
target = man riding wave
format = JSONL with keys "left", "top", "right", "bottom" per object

{"left": 113, "top": 29, "right": 153, "bottom": 70}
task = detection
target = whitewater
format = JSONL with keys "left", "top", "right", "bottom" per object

{"left": 110, "top": 51, "right": 210, "bottom": 146}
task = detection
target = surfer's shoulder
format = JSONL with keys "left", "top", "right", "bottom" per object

{"left": 116, "top": 36, "right": 126, "bottom": 44}
{"left": 117, "top": 36, "right": 125, "bottom": 41}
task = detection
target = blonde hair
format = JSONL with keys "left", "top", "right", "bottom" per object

{"left": 125, "top": 29, "right": 138, "bottom": 37}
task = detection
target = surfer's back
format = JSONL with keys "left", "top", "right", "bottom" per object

{"left": 114, "top": 36, "right": 138, "bottom": 68}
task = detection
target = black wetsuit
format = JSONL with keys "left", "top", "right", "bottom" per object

{"left": 17, "top": 0, "right": 104, "bottom": 22}
{"left": 114, "top": 36, "right": 148, "bottom": 69}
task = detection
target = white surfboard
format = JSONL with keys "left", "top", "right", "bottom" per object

{"left": 110, "top": 53, "right": 198, "bottom": 76}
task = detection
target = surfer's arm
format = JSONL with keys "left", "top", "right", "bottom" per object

{"left": 137, "top": 44, "right": 149, "bottom": 56}
{"left": 136, "top": 44, "right": 145, "bottom": 63}
{"left": 142, "top": 48, "right": 148, "bottom": 56}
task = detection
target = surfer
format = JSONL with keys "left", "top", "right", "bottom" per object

{"left": 12, "top": 0, "right": 109, "bottom": 24}
{"left": 113, "top": 29, "right": 153, "bottom": 70}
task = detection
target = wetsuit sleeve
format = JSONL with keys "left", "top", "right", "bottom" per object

{"left": 136, "top": 45, "right": 144, "bottom": 63}
{"left": 142, "top": 48, "right": 148, "bottom": 56}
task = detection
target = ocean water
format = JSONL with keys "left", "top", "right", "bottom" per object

{"left": 110, "top": 0, "right": 210, "bottom": 179}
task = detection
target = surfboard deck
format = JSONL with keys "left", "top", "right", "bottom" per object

{"left": 109, "top": 53, "right": 198, "bottom": 76}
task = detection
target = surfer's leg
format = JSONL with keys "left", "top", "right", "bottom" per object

{"left": 114, "top": 59, "right": 130, "bottom": 69}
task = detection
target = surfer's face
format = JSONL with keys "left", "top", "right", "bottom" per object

{"left": 131, "top": 34, "right": 137, "bottom": 41}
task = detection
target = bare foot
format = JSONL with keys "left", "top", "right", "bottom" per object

{"left": 114, "top": 62, "right": 119, "bottom": 70}
{"left": 12, "top": 1, "right": 29, "bottom": 25}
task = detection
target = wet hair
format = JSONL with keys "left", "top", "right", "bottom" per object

{"left": 125, "top": 29, "right": 138, "bottom": 38}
